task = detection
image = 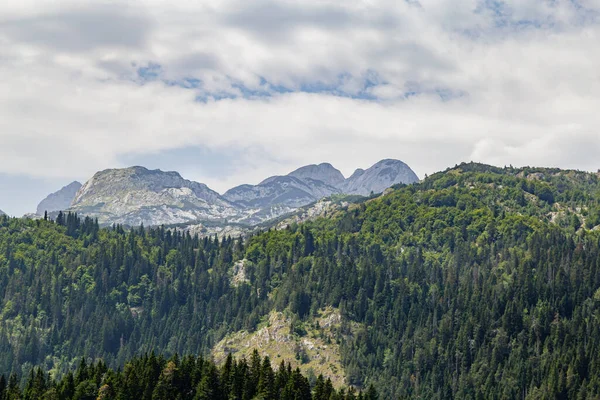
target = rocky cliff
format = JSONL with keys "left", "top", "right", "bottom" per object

{"left": 44, "top": 159, "right": 418, "bottom": 228}
{"left": 36, "top": 181, "right": 82, "bottom": 215}
{"left": 343, "top": 159, "right": 419, "bottom": 195}
{"left": 69, "top": 166, "right": 238, "bottom": 226}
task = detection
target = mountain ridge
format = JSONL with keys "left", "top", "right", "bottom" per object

{"left": 4, "top": 162, "right": 600, "bottom": 398}
{"left": 287, "top": 162, "right": 346, "bottom": 187}
{"left": 68, "top": 166, "right": 238, "bottom": 226}
{"left": 36, "top": 159, "right": 419, "bottom": 227}
{"left": 36, "top": 181, "right": 82, "bottom": 215}
{"left": 342, "top": 158, "right": 419, "bottom": 195}
{"left": 221, "top": 159, "right": 418, "bottom": 224}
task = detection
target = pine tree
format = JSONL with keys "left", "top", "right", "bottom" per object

{"left": 194, "top": 363, "right": 222, "bottom": 400}
{"left": 152, "top": 360, "right": 179, "bottom": 399}
{"left": 7, "top": 373, "right": 20, "bottom": 399}
{"left": 257, "top": 356, "right": 276, "bottom": 400}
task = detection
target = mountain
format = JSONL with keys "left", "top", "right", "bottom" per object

{"left": 288, "top": 162, "right": 346, "bottom": 187}
{"left": 228, "top": 175, "right": 341, "bottom": 208}
{"left": 223, "top": 176, "right": 342, "bottom": 225}
{"left": 223, "top": 159, "right": 417, "bottom": 222}
{"left": 0, "top": 209, "right": 5, "bottom": 216}
{"left": 68, "top": 166, "right": 238, "bottom": 226}
{"left": 36, "top": 181, "right": 82, "bottom": 215}
{"left": 346, "top": 167, "right": 365, "bottom": 182}
{"left": 4, "top": 163, "right": 600, "bottom": 398}
{"left": 224, "top": 163, "right": 347, "bottom": 211}
{"left": 39, "top": 159, "right": 418, "bottom": 228}
{"left": 342, "top": 158, "right": 419, "bottom": 195}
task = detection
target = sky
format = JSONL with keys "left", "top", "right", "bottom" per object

{"left": 1, "top": 0, "right": 600, "bottom": 216}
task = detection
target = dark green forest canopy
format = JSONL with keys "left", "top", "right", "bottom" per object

{"left": 0, "top": 351, "right": 376, "bottom": 400}
{"left": 2, "top": 163, "right": 600, "bottom": 398}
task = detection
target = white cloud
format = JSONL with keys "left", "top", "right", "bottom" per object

{"left": 1, "top": 0, "right": 600, "bottom": 206}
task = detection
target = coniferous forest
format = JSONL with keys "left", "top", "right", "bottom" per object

{"left": 0, "top": 350, "right": 375, "bottom": 399}
{"left": 3, "top": 163, "right": 600, "bottom": 398}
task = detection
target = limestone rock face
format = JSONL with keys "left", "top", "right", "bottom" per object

{"left": 36, "top": 181, "right": 82, "bottom": 215}
{"left": 223, "top": 159, "right": 418, "bottom": 224}
{"left": 342, "top": 159, "right": 419, "bottom": 195}
{"left": 54, "top": 159, "right": 418, "bottom": 228}
{"left": 69, "top": 166, "right": 238, "bottom": 226}
{"left": 223, "top": 165, "right": 343, "bottom": 223}
{"left": 346, "top": 168, "right": 365, "bottom": 182}
{"left": 288, "top": 163, "right": 346, "bottom": 187}
{"left": 225, "top": 176, "right": 340, "bottom": 209}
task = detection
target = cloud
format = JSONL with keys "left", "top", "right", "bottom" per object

{"left": 1, "top": 0, "right": 600, "bottom": 215}
{"left": 1, "top": 4, "right": 153, "bottom": 53}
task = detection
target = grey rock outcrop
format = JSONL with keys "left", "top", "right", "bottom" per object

{"left": 224, "top": 159, "right": 418, "bottom": 223}
{"left": 225, "top": 174, "right": 342, "bottom": 225}
{"left": 36, "top": 181, "right": 82, "bottom": 215}
{"left": 223, "top": 162, "right": 345, "bottom": 224}
{"left": 288, "top": 163, "right": 345, "bottom": 187}
{"left": 226, "top": 176, "right": 340, "bottom": 208}
{"left": 51, "top": 159, "right": 418, "bottom": 228}
{"left": 69, "top": 166, "right": 238, "bottom": 226}
{"left": 343, "top": 159, "right": 419, "bottom": 195}
{"left": 346, "top": 168, "right": 365, "bottom": 182}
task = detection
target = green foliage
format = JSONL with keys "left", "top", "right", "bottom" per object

{"left": 3, "top": 163, "right": 600, "bottom": 397}
{"left": 0, "top": 351, "right": 361, "bottom": 400}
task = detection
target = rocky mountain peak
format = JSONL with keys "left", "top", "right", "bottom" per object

{"left": 36, "top": 181, "right": 82, "bottom": 215}
{"left": 288, "top": 163, "right": 346, "bottom": 187}
{"left": 37, "top": 158, "right": 418, "bottom": 227}
{"left": 343, "top": 159, "right": 419, "bottom": 195}
{"left": 69, "top": 166, "right": 237, "bottom": 226}
{"left": 74, "top": 167, "right": 194, "bottom": 201}
{"left": 347, "top": 168, "right": 365, "bottom": 181}
{"left": 224, "top": 174, "right": 342, "bottom": 224}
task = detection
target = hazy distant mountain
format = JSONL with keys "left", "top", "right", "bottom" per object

{"left": 343, "top": 159, "right": 419, "bottom": 195}
{"left": 224, "top": 174, "right": 343, "bottom": 225}
{"left": 225, "top": 159, "right": 418, "bottom": 216}
{"left": 68, "top": 166, "right": 238, "bottom": 226}
{"left": 46, "top": 159, "right": 418, "bottom": 227}
{"left": 287, "top": 163, "right": 346, "bottom": 187}
{"left": 0, "top": 209, "right": 5, "bottom": 216}
{"left": 346, "top": 168, "right": 365, "bottom": 182}
{"left": 225, "top": 175, "right": 341, "bottom": 209}
{"left": 36, "top": 181, "right": 82, "bottom": 215}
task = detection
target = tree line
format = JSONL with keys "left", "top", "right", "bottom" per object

{"left": 0, "top": 350, "right": 377, "bottom": 399}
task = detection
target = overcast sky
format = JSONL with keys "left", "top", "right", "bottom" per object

{"left": 1, "top": 0, "right": 600, "bottom": 216}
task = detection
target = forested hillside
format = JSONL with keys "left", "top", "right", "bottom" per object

{"left": 0, "top": 350, "right": 374, "bottom": 399}
{"left": 3, "top": 163, "right": 600, "bottom": 398}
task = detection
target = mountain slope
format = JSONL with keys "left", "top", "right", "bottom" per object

{"left": 6, "top": 351, "right": 361, "bottom": 399}
{"left": 225, "top": 176, "right": 340, "bottom": 209}
{"left": 4, "top": 163, "right": 600, "bottom": 397}
{"left": 38, "top": 159, "right": 417, "bottom": 227}
{"left": 213, "top": 308, "right": 355, "bottom": 388}
{"left": 288, "top": 162, "right": 346, "bottom": 187}
{"left": 223, "top": 159, "right": 417, "bottom": 223}
{"left": 0, "top": 209, "right": 5, "bottom": 216}
{"left": 222, "top": 163, "right": 351, "bottom": 224}
{"left": 69, "top": 166, "right": 238, "bottom": 226}
{"left": 36, "top": 181, "right": 82, "bottom": 215}
{"left": 342, "top": 158, "right": 419, "bottom": 195}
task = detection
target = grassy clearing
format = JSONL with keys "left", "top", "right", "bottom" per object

{"left": 212, "top": 307, "right": 357, "bottom": 388}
